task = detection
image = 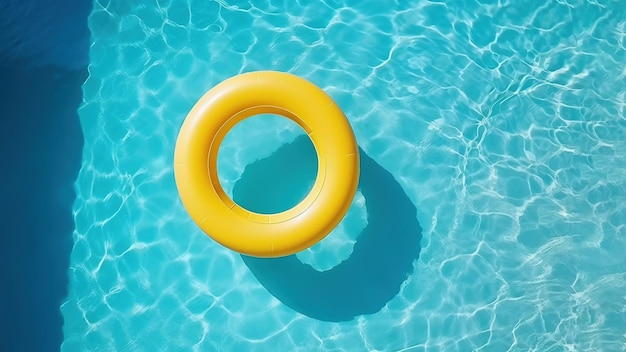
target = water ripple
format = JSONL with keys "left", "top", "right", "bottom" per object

{"left": 62, "top": 0, "right": 626, "bottom": 351}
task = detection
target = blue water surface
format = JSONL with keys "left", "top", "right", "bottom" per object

{"left": 62, "top": 0, "right": 626, "bottom": 351}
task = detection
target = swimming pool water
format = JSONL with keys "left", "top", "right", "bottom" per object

{"left": 62, "top": 0, "right": 626, "bottom": 350}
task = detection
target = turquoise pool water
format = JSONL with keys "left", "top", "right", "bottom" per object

{"left": 62, "top": 0, "right": 626, "bottom": 351}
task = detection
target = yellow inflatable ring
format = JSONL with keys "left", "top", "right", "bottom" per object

{"left": 174, "top": 71, "right": 360, "bottom": 258}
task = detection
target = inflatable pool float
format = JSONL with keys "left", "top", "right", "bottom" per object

{"left": 174, "top": 71, "right": 359, "bottom": 258}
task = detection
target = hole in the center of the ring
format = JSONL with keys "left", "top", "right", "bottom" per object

{"left": 217, "top": 113, "right": 318, "bottom": 214}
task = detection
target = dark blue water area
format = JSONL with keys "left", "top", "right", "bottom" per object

{"left": 0, "top": 1, "right": 91, "bottom": 351}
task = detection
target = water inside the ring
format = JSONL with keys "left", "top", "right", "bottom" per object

{"left": 217, "top": 114, "right": 318, "bottom": 214}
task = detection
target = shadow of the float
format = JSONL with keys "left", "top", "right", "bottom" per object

{"left": 234, "top": 135, "right": 423, "bottom": 322}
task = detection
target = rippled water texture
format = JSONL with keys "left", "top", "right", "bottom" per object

{"left": 62, "top": 0, "right": 626, "bottom": 351}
